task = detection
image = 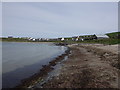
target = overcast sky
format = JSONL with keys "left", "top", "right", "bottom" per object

{"left": 2, "top": 2, "right": 118, "bottom": 38}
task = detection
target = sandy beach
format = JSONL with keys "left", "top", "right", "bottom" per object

{"left": 38, "top": 44, "right": 119, "bottom": 88}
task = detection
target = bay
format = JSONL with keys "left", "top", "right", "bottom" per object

{"left": 2, "top": 42, "right": 66, "bottom": 88}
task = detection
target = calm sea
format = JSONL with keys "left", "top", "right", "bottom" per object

{"left": 2, "top": 42, "right": 67, "bottom": 88}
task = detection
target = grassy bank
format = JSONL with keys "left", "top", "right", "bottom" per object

{"left": 78, "top": 38, "right": 120, "bottom": 45}
{"left": 106, "top": 32, "right": 120, "bottom": 39}
{"left": 59, "top": 38, "right": 120, "bottom": 45}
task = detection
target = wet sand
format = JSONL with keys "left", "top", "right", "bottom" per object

{"left": 40, "top": 44, "right": 119, "bottom": 88}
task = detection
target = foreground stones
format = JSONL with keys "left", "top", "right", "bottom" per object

{"left": 42, "top": 44, "right": 119, "bottom": 88}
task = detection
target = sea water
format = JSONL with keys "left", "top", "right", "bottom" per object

{"left": 2, "top": 42, "right": 67, "bottom": 88}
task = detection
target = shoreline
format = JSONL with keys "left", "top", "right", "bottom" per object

{"left": 3, "top": 43, "right": 119, "bottom": 88}
{"left": 41, "top": 44, "right": 119, "bottom": 88}
{"left": 15, "top": 45, "right": 71, "bottom": 88}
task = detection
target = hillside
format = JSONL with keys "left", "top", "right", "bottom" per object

{"left": 106, "top": 32, "right": 120, "bottom": 39}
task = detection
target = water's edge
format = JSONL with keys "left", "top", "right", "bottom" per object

{"left": 15, "top": 46, "right": 71, "bottom": 88}
{"left": 2, "top": 42, "right": 67, "bottom": 88}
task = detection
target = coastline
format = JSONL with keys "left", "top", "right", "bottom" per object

{"left": 40, "top": 44, "right": 119, "bottom": 88}
{"left": 3, "top": 43, "right": 119, "bottom": 88}
{"left": 15, "top": 45, "right": 71, "bottom": 88}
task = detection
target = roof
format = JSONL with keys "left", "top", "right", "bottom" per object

{"left": 96, "top": 34, "right": 109, "bottom": 38}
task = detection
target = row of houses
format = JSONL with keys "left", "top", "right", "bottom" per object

{"left": 7, "top": 34, "right": 109, "bottom": 42}
{"left": 27, "top": 37, "right": 49, "bottom": 41}
{"left": 7, "top": 36, "right": 50, "bottom": 42}
{"left": 53, "top": 34, "right": 109, "bottom": 42}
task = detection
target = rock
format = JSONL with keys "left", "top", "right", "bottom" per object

{"left": 103, "top": 53, "right": 109, "bottom": 56}
{"left": 84, "top": 59, "right": 88, "bottom": 61}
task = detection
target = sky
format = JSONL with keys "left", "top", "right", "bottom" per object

{"left": 2, "top": 2, "right": 118, "bottom": 38}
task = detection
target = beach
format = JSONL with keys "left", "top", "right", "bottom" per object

{"left": 13, "top": 43, "right": 120, "bottom": 88}
{"left": 34, "top": 44, "right": 119, "bottom": 88}
{"left": 2, "top": 2, "right": 119, "bottom": 89}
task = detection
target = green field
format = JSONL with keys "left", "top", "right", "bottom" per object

{"left": 78, "top": 38, "right": 120, "bottom": 45}
{"left": 106, "top": 32, "right": 120, "bottom": 39}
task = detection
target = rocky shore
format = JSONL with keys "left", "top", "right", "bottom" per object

{"left": 14, "top": 46, "right": 70, "bottom": 88}
{"left": 40, "top": 44, "right": 119, "bottom": 88}
{"left": 15, "top": 44, "right": 119, "bottom": 89}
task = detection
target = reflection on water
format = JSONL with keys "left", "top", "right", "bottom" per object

{"left": 2, "top": 42, "right": 67, "bottom": 88}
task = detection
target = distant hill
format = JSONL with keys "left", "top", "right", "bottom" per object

{"left": 106, "top": 32, "right": 120, "bottom": 39}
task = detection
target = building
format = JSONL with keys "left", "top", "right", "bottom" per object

{"left": 79, "top": 34, "right": 97, "bottom": 41}
{"left": 61, "top": 38, "right": 64, "bottom": 41}
{"left": 96, "top": 34, "right": 109, "bottom": 39}
{"left": 72, "top": 36, "right": 78, "bottom": 41}
{"left": 8, "top": 36, "right": 13, "bottom": 38}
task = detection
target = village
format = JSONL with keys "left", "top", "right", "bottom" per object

{"left": 4, "top": 34, "right": 109, "bottom": 42}
{"left": 1, "top": 32, "right": 119, "bottom": 46}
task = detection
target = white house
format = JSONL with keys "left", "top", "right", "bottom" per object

{"left": 28, "top": 37, "right": 33, "bottom": 40}
{"left": 61, "top": 38, "right": 64, "bottom": 41}
{"left": 81, "top": 38, "right": 84, "bottom": 41}
{"left": 32, "top": 38, "right": 36, "bottom": 41}
{"left": 76, "top": 37, "right": 79, "bottom": 41}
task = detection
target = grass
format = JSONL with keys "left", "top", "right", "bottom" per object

{"left": 1, "top": 38, "right": 30, "bottom": 42}
{"left": 58, "top": 38, "right": 120, "bottom": 45}
{"left": 106, "top": 32, "right": 120, "bottom": 39}
{"left": 77, "top": 38, "right": 120, "bottom": 45}
{"left": 1, "top": 38, "right": 65, "bottom": 43}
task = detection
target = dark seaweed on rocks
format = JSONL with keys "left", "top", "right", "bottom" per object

{"left": 55, "top": 43, "right": 68, "bottom": 46}
{"left": 15, "top": 47, "right": 70, "bottom": 88}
